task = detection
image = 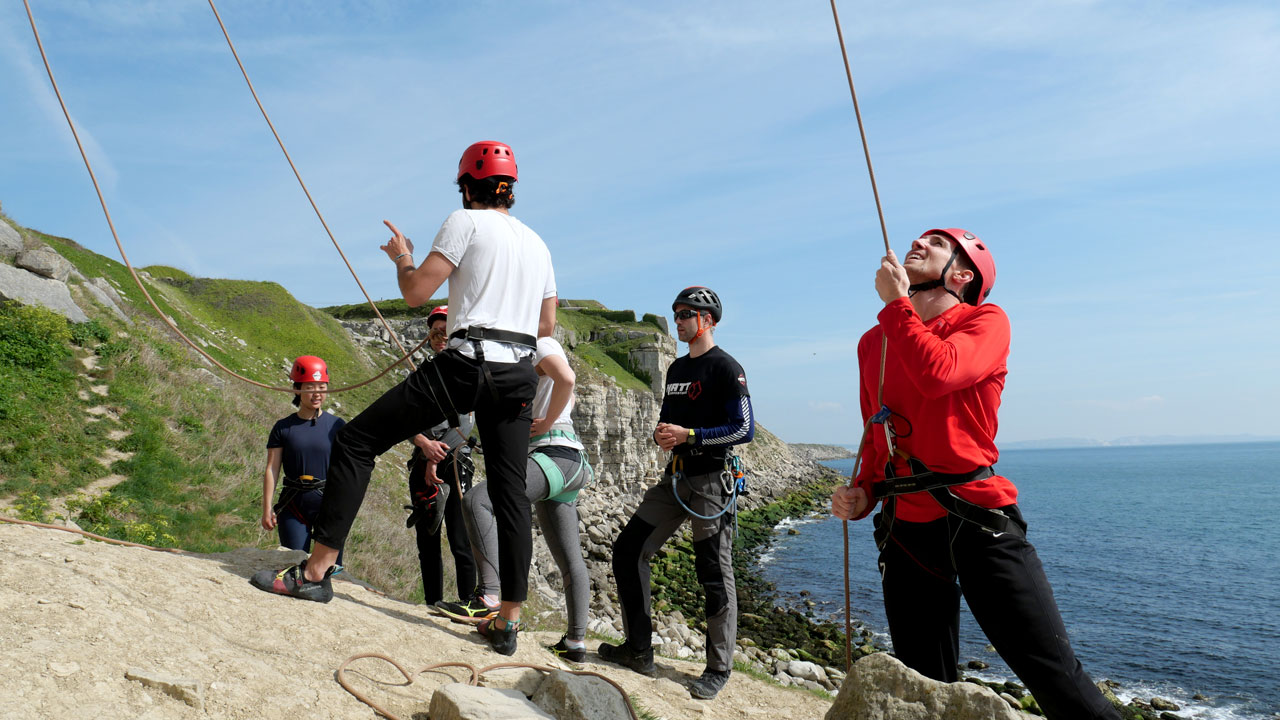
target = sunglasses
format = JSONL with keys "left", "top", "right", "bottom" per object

{"left": 673, "top": 309, "right": 702, "bottom": 320}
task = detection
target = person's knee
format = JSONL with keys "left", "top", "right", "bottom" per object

{"left": 693, "top": 536, "right": 734, "bottom": 615}
{"left": 612, "top": 518, "right": 653, "bottom": 572}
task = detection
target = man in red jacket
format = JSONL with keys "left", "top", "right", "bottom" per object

{"left": 832, "top": 229, "right": 1119, "bottom": 720}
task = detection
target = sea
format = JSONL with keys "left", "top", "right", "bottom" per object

{"left": 758, "top": 442, "right": 1280, "bottom": 719}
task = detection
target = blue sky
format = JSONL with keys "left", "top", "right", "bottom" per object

{"left": 2, "top": 1, "right": 1277, "bottom": 445}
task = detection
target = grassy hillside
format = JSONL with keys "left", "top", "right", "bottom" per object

{"left": 1, "top": 225, "right": 434, "bottom": 602}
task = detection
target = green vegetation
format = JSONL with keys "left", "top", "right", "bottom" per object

{"left": 555, "top": 306, "right": 666, "bottom": 391}
{"left": 141, "top": 265, "right": 193, "bottom": 282}
{"left": 321, "top": 297, "right": 444, "bottom": 320}
{"left": 0, "top": 303, "right": 112, "bottom": 497}
{"left": 2, "top": 221, "right": 412, "bottom": 583}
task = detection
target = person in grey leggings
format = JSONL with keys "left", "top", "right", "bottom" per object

{"left": 458, "top": 336, "right": 594, "bottom": 661}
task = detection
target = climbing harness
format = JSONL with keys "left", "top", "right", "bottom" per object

{"left": 275, "top": 474, "right": 326, "bottom": 525}
{"left": 528, "top": 431, "right": 596, "bottom": 503}
{"left": 669, "top": 454, "right": 748, "bottom": 531}
{"left": 21, "top": 0, "right": 432, "bottom": 397}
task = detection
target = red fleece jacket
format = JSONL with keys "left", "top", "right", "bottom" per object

{"left": 852, "top": 297, "right": 1017, "bottom": 522}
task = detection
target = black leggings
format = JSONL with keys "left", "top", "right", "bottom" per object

{"left": 875, "top": 505, "right": 1120, "bottom": 720}
{"left": 312, "top": 348, "right": 537, "bottom": 601}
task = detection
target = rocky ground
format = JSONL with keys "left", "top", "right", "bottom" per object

{"left": 0, "top": 520, "right": 836, "bottom": 720}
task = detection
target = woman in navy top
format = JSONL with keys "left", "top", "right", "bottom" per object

{"left": 263, "top": 355, "right": 345, "bottom": 557}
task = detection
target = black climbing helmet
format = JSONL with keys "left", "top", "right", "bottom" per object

{"left": 672, "top": 286, "right": 722, "bottom": 323}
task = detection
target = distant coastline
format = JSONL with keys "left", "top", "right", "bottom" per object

{"left": 798, "top": 435, "right": 1280, "bottom": 452}
{"left": 1000, "top": 434, "right": 1280, "bottom": 450}
{"left": 788, "top": 442, "right": 855, "bottom": 461}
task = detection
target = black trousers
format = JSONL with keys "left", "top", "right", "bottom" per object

{"left": 875, "top": 505, "right": 1120, "bottom": 720}
{"left": 312, "top": 348, "right": 537, "bottom": 602}
{"left": 415, "top": 483, "right": 476, "bottom": 605}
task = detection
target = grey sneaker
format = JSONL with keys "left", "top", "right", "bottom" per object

{"left": 689, "top": 669, "right": 731, "bottom": 699}
{"left": 598, "top": 641, "right": 656, "bottom": 676}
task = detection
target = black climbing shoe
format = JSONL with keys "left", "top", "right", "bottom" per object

{"left": 546, "top": 635, "right": 586, "bottom": 663}
{"left": 598, "top": 641, "right": 656, "bottom": 676}
{"left": 477, "top": 615, "right": 519, "bottom": 656}
{"left": 249, "top": 559, "right": 334, "bottom": 603}
{"left": 689, "top": 669, "right": 731, "bottom": 699}
{"left": 433, "top": 593, "right": 499, "bottom": 624}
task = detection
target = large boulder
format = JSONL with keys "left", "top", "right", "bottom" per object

{"left": 16, "top": 245, "right": 74, "bottom": 282}
{"left": 530, "top": 671, "right": 631, "bottom": 720}
{"left": 825, "top": 653, "right": 1036, "bottom": 720}
{"left": 0, "top": 218, "right": 22, "bottom": 260}
{"left": 0, "top": 263, "right": 88, "bottom": 322}
{"left": 428, "top": 684, "right": 555, "bottom": 720}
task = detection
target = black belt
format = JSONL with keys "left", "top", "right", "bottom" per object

{"left": 669, "top": 451, "right": 729, "bottom": 475}
{"left": 876, "top": 458, "right": 1023, "bottom": 539}
{"left": 872, "top": 459, "right": 994, "bottom": 499}
{"left": 282, "top": 475, "right": 325, "bottom": 491}
{"left": 450, "top": 326, "right": 537, "bottom": 349}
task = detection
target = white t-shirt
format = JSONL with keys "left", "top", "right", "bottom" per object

{"left": 530, "top": 337, "right": 583, "bottom": 450}
{"left": 431, "top": 209, "right": 556, "bottom": 363}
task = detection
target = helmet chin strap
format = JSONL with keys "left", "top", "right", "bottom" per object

{"left": 691, "top": 313, "right": 713, "bottom": 341}
{"left": 907, "top": 245, "right": 965, "bottom": 303}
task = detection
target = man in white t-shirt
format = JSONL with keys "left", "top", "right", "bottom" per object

{"left": 251, "top": 141, "right": 556, "bottom": 657}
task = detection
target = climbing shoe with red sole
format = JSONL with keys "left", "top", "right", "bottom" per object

{"left": 249, "top": 559, "right": 334, "bottom": 603}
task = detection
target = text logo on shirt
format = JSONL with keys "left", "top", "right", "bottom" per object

{"left": 666, "top": 380, "right": 702, "bottom": 400}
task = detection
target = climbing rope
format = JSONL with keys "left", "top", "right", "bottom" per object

{"left": 828, "top": 0, "right": 896, "bottom": 673}
{"left": 22, "top": 0, "right": 429, "bottom": 396}
{"left": 336, "top": 655, "right": 642, "bottom": 720}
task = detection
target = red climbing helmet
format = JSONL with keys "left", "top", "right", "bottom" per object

{"left": 457, "top": 141, "right": 518, "bottom": 181}
{"left": 289, "top": 355, "right": 329, "bottom": 384}
{"left": 427, "top": 305, "right": 449, "bottom": 327}
{"left": 921, "top": 228, "right": 997, "bottom": 305}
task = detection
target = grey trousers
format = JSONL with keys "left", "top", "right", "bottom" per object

{"left": 464, "top": 452, "right": 592, "bottom": 640}
{"left": 612, "top": 469, "right": 738, "bottom": 672}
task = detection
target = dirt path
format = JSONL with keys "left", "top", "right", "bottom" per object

{"left": 0, "top": 522, "right": 834, "bottom": 720}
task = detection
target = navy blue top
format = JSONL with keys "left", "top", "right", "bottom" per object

{"left": 267, "top": 411, "right": 345, "bottom": 480}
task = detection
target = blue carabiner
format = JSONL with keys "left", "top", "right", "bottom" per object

{"left": 870, "top": 405, "right": 892, "bottom": 424}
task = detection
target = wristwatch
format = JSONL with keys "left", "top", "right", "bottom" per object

{"left": 688, "top": 428, "right": 696, "bottom": 444}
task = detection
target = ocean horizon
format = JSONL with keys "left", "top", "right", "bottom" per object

{"left": 759, "top": 441, "right": 1280, "bottom": 720}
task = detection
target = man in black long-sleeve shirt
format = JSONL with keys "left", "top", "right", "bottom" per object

{"left": 600, "top": 286, "right": 754, "bottom": 701}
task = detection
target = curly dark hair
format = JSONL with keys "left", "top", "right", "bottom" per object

{"left": 457, "top": 174, "right": 516, "bottom": 209}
